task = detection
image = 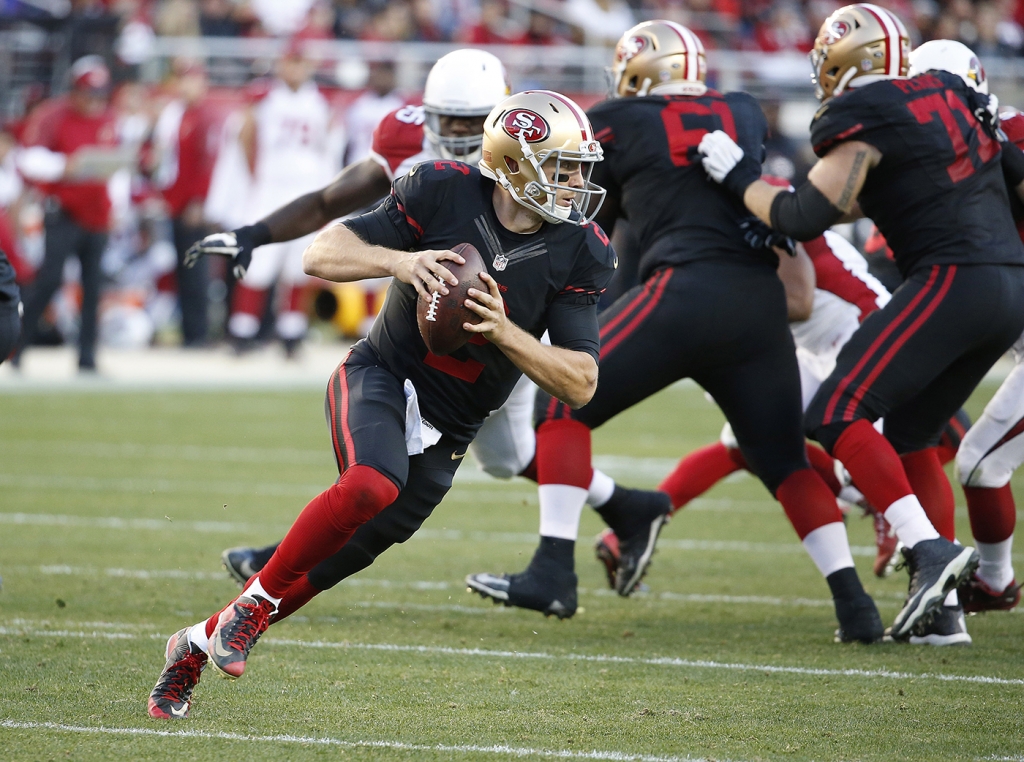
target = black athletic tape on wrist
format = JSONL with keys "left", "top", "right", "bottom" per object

{"left": 237, "top": 222, "right": 273, "bottom": 249}
{"left": 768, "top": 182, "right": 844, "bottom": 242}
{"left": 722, "top": 157, "right": 761, "bottom": 199}
{"left": 1002, "top": 141, "right": 1024, "bottom": 188}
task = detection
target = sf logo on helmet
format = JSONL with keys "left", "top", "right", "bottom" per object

{"left": 827, "top": 19, "right": 850, "bottom": 43}
{"left": 617, "top": 35, "right": 648, "bottom": 62}
{"left": 502, "top": 109, "right": 550, "bottom": 143}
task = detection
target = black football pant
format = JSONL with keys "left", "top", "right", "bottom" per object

{"left": 806, "top": 263, "right": 1024, "bottom": 454}
{"left": 172, "top": 218, "right": 210, "bottom": 346}
{"left": 301, "top": 343, "right": 466, "bottom": 591}
{"left": 538, "top": 259, "right": 808, "bottom": 495}
{"left": 17, "top": 209, "right": 105, "bottom": 369}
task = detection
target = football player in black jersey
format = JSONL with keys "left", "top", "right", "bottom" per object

{"left": 699, "top": 3, "right": 1024, "bottom": 642}
{"left": 0, "top": 250, "right": 19, "bottom": 364}
{"left": 468, "top": 20, "right": 885, "bottom": 644}
{"left": 146, "top": 90, "right": 617, "bottom": 720}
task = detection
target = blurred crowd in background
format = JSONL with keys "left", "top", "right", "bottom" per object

{"left": 3, "top": 0, "right": 1024, "bottom": 53}
{"left": 0, "top": 0, "right": 1022, "bottom": 367}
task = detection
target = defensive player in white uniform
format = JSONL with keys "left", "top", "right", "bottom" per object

{"left": 228, "top": 41, "right": 340, "bottom": 353}
{"left": 909, "top": 40, "right": 1022, "bottom": 613}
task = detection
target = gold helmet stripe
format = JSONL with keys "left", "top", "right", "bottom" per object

{"left": 860, "top": 3, "right": 904, "bottom": 77}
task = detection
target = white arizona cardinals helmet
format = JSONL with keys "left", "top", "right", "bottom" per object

{"left": 908, "top": 39, "right": 988, "bottom": 94}
{"left": 422, "top": 49, "right": 511, "bottom": 164}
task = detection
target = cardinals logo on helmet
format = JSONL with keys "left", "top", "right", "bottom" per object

{"left": 502, "top": 109, "right": 550, "bottom": 143}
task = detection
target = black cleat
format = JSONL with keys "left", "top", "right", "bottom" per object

{"left": 833, "top": 594, "right": 885, "bottom": 644}
{"left": 148, "top": 627, "right": 207, "bottom": 719}
{"left": 612, "top": 489, "right": 672, "bottom": 597}
{"left": 466, "top": 556, "right": 577, "bottom": 619}
{"left": 208, "top": 594, "right": 277, "bottom": 679}
{"left": 889, "top": 539, "right": 978, "bottom": 640}
{"left": 221, "top": 547, "right": 262, "bottom": 587}
{"left": 908, "top": 603, "right": 972, "bottom": 646}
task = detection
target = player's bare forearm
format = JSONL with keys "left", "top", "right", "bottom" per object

{"left": 777, "top": 244, "right": 815, "bottom": 322}
{"left": 494, "top": 327, "right": 598, "bottom": 409}
{"left": 464, "top": 272, "right": 597, "bottom": 408}
{"left": 303, "top": 224, "right": 460, "bottom": 299}
{"left": 262, "top": 160, "right": 393, "bottom": 242}
{"left": 806, "top": 141, "right": 879, "bottom": 212}
{"left": 741, "top": 182, "right": 785, "bottom": 226}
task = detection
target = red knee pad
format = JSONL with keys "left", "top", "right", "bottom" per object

{"left": 536, "top": 418, "right": 592, "bottom": 489}
{"left": 325, "top": 465, "right": 400, "bottom": 533}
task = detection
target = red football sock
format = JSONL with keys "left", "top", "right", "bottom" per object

{"left": 900, "top": 448, "right": 955, "bottom": 541}
{"left": 658, "top": 442, "right": 741, "bottom": 511}
{"left": 274, "top": 576, "right": 323, "bottom": 622}
{"left": 806, "top": 444, "right": 841, "bottom": 496}
{"left": 830, "top": 419, "right": 915, "bottom": 511}
{"left": 536, "top": 419, "right": 592, "bottom": 488}
{"left": 726, "top": 446, "right": 747, "bottom": 470}
{"left": 518, "top": 454, "right": 538, "bottom": 483}
{"left": 259, "top": 465, "right": 399, "bottom": 599}
{"left": 965, "top": 484, "right": 1017, "bottom": 543}
{"left": 775, "top": 467, "right": 845, "bottom": 540}
{"left": 231, "top": 282, "right": 267, "bottom": 320}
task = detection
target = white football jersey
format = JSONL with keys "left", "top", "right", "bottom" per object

{"left": 252, "top": 80, "right": 338, "bottom": 214}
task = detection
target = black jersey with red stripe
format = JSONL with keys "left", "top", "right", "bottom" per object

{"left": 344, "top": 160, "right": 616, "bottom": 442}
{"left": 810, "top": 71, "right": 1024, "bottom": 277}
{"left": 586, "top": 91, "right": 771, "bottom": 280}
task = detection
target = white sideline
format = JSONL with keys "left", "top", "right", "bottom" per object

{"left": 0, "top": 720, "right": 706, "bottom": 762}
{"left": 2, "top": 622, "right": 1022, "bottom": 686}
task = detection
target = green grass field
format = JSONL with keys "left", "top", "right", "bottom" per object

{"left": 1, "top": 379, "right": 1022, "bottom": 761}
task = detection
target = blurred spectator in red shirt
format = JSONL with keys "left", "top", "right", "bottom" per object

{"left": 461, "top": 0, "right": 526, "bottom": 44}
{"left": 14, "top": 55, "right": 121, "bottom": 371}
{"left": 151, "top": 58, "right": 216, "bottom": 346}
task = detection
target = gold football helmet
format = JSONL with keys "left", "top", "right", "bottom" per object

{"left": 809, "top": 3, "right": 910, "bottom": 101}
{"left": 479, "top": 90, "right": 605, "bottom": 226}
{"left": 610, "top": 20, "right": 707, "bottom": 98}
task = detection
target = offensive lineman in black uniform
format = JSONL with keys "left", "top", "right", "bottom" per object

{"left": 146, "top": 90, "right": 616, "bottom": 720}
{"left": 468, "top": 20, "right": 884, "bottom": 643}
{"left": 699, "top": 3, "right": 1024, "bottom": 641}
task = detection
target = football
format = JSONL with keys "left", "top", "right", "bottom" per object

{"left": 416, "top": 242, "right": 489, "bottom": 356}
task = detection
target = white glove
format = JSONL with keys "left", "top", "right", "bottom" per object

{"left": 698, "top": 130, "right": 745, "bottom": 184}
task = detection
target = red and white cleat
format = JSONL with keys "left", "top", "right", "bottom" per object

{"left": 147, "top": 628, "right": 207, "bottom": 719}
{"left": 207, "top": 595, "right": 276, "bottom": 679}
{"left": 958, "top": 574, "right": 1022, "bottom": 614}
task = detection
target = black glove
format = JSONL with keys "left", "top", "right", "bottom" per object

{"left": 739, "top": 217, "right": 795, "bottom": 256}
{"left": 183, "top": 222, "right": 272, "bottom": 279}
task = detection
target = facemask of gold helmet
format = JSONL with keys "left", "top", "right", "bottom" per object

{"left": 809, "top": 3, "right": 910, "bottom": 102}
{"left": 479, "top": 90, "right": 606, "bottom": 226}
{"left": 610, "top": 20, "right": 707, "bottom": 98}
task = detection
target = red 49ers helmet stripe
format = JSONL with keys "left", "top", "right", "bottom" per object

{"left": 662, "top": 20, "right": 704, "bottom": 82}
{"left": 859, "top": 3, "right": 904, "bottom": 77}
{"left": 540, "top": 89, "right": 593, "bottom": 142}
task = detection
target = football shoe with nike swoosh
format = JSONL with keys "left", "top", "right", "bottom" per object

{"left": 208, "top": 594, "right": 277, "bottom": 678}
{"left": 147, "top": 627, "right": 207, "bottom": 719}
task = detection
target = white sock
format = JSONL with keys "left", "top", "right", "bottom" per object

{"left": 587, "top": 469, "right": 616, "bottom": 508}
{"left": 801, "top": 522, "right": 856, "bottom": 578}
{"left": 883, "top": 494, "right": 940, "bottom": 549}
{"left": 977, "top": 537, "right": 1015, "bottom": 592}
{"left": 187, "top": 622, "right": 210, "bottom": 652}
{"left": 244, "top": 576, "right": 282, "bottom": 607}
{"left": 944, "top": 588, "right": 959, "bottom": 607}
{"left": 538, "top": 484, "right": 588, "bottom": 541}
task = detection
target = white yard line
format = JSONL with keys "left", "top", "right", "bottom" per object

{"left": 0, "top": 720, "right": 707, "bottom": 762}
{"left": 7, "top": 515, "right": 1023, "bottom": 562}
{"left": 1, "top": 622, "right": 1021, "bottom": 687}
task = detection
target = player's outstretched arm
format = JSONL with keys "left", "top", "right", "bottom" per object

{"left": 303, "top": 223, "right": 462, "bottom": 300}
{"left": 262, "top": 159, "right": 393, "bottom": 242}
{"left": 699, "top": 131, "right": 878, "bottom": 240}
{"left": 463, "top": 273, "right": 598, "bottom": 409}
